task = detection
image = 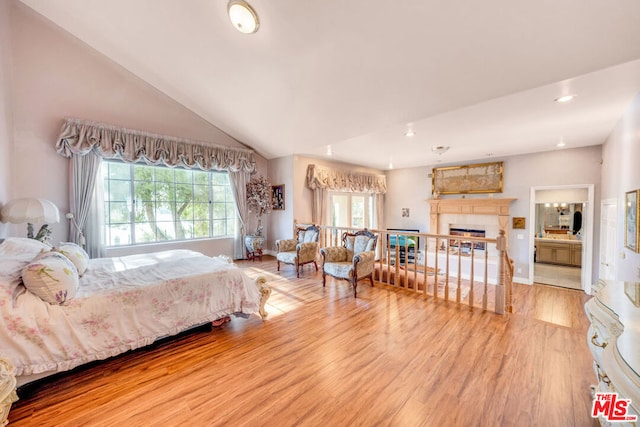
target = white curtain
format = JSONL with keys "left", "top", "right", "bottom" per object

{"left": 311, "top": 187, "right": 327, "bottom": 226}
{"left": 69, "top": 151, "right": 104, "bottom": 258}
{"left": 375, "top": 193, "right": 384, "bottom": 230}
{"left": 228, "top": 170, "right": 250, "bottom": 260}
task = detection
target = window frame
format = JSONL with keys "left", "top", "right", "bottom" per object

{"left": 102, "top": 160, "right": 236, "bottom": 247}
{"left": 328, "top": 191, "right": 376, "bottom": 229}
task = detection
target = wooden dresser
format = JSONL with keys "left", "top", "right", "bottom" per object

{"left": 585, "top": 280, "right": 639, "bottom": 425}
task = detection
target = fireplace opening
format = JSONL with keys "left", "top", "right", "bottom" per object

{"left": 449, "top": 227, "right": 486, "bottom": 253}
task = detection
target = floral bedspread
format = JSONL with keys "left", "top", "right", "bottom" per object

{"left": 0, "top": 249, "right": 261, "bottom": 380}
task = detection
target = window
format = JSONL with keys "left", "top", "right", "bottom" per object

{"left": 329, "top": 191, "right": 376, "bottom": 229}
{"left": 102, "top": 161, "right": 236, "bottom": 246}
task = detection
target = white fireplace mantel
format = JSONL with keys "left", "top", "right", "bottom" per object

{"left": 426, "top": 197, "right": 517, "bottom": 243}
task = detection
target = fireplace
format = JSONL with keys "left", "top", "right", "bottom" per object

{"left": 449, "top": 226, "right": 486, "bottom": 252}
{"left": 427, "top": 198, "right": 516, "bottom": 256}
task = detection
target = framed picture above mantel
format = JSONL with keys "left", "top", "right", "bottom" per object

{"left": 432, "top": 161, "right": 503, "bottom": 195}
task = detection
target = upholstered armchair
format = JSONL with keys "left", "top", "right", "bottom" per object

{"left": 320, "top": 229, "right": 378, "bottom": 297}
{"left": 275, "top": 224, "right": 320, "bottom": 277}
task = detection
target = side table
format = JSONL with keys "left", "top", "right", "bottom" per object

{"left": 245, "top": 235, "right": 264, "bottom": 261}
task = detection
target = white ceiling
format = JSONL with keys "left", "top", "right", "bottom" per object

{"left": 19, "top": 0, "right": 640, "bottom": 170}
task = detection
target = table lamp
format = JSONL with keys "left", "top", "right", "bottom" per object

{"left": 0, "top": 198, "right": 60, "bottom": 242}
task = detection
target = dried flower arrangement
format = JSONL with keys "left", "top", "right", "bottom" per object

{"left": 246, "top": 175, "right": 273, "bottom": 236}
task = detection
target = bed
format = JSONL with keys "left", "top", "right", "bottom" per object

{"left": 0, "top": 238, "right": 270, "bottom": 394}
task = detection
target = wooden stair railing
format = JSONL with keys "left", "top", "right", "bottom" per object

{"left": 299, "top": 222, "right": 511, "bottom": 314}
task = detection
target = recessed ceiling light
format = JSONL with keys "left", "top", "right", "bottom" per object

{"left": 326, "top": 145, "right": 332, "bottom": 156}
{"left": 405, "top": 130, "right": 415, "bottom": 137}
{"left": 432, "top": 146, "right": 450, "bottom": 155}
{"left": 554, "top": 94, "right": 576, "bottom": 103}
{"left": 556, "top": 141, "right": 566, "bottom": 148}
{"left": 228, "top": 0, "right": 260, "bottom": 34}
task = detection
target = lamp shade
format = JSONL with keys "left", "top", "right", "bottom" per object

{"left": 0, "top": 198, "right": 60, "bottom": 224}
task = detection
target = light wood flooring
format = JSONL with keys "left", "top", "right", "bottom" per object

{"left": 534, "top": 262, "right": 582, "bottom": 290}
{"left": 8, "top": 256, "right": 597, "bottom": 426}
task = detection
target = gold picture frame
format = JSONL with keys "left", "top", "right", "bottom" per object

{"left": 432, "top": 161, "right": 503, "bottom": 195}
{"left": 624, "top": 189, "right": 639, "bottom": 252}
{"left": 512, "top": 217, "right": 526, "bottom": 229}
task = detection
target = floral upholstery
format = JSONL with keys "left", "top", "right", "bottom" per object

{"left": 276, "top": 225, "right": 320, "bottom": 277}
{"left": 320, "top": 229, "right": 378, "bottom": 297}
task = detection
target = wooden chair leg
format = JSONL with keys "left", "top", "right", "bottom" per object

{"left": 352, "top": 278, "right": 358, "bottom": 297}
{"left": 277, "top": 260, "right": 280, "bottom": 271}
{"left": 369, "top": 275, "right": 374, "bottom": 287}
{"left": 296, "top": 262, "right": 300, "bottom": 278}
{"left": 313, "top": 261, "right": 318, "bottom": 271}
{"left": 322, "top": 271, "right": 326, "bottom": 287}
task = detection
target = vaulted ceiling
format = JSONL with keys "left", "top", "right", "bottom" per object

{"left": 20, "top": 0, "right": 640, "bottom": 170}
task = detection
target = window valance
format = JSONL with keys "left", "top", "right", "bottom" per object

{"left": 306, "top": 164, "right": 386, "bottom": 194}
{"left": 55, "top": 117, "right": 256, "bottom": 173}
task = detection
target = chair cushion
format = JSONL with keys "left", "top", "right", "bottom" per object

{"left": 345, "top": 234, "right": 375, "bottom": 259}
{"left": 324, "top": 261, "right": 353, "bottom": 279}
{"left": 276, "top": 251, "right": 297, "bottom": 264}
{"left": 300, "top": 229, "right": 318, "bottom": 243}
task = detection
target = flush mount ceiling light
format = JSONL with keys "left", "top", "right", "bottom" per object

{"left": 556, "top": 138, "right": 566, "bottom": 148}
{"left": 554, "top": 94, "right": 576, "bottom": 103}
{"left": 432, "top": 145, "right": 450, "bottom": 155}
{"left": 326, "top": 145, "right": 333, "bottom": 156}
{"left": 405, "top": 129, "right": 415, "bottom": 137}
{"left": 228, "top": 0, "right": 260, "bottom": 34}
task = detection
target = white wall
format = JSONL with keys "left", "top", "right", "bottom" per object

{"left": 384, "top": 166, "right": 431, "bottom": 233}
{"left": 385, "top": 145, "right": 602, "bottom": 284}
{"left": 0, "top": 0, "right": 13, "bottom": 238}
{"left": 7, "top": 2, "right": 266, "bottom": 257}
{"left": 601, "top": 93, "right": 640, "bottom": 281}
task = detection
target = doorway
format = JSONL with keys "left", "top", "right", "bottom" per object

{"left": 528, "top": 185, "right": 595, "bottom": 294}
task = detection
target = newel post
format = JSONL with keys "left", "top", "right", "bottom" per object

{"left": 495, "top": 229, "right": 507, "bottom": 314}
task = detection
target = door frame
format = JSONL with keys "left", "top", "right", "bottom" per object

{"left": 528, "top": 184, "right": 595, "bottom": 294}
{"left": 599, "top": 198, "right": 617, "bottom": 280}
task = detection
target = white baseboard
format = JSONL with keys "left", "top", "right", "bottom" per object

{"left": 513, "top": 275, "right": 532, "bottom": 285}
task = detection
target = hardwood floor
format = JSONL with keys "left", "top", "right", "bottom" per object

{"left": 8, "top": 256, "right": 597, "bottom": 426}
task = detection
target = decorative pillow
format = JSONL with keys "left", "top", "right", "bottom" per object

{"left": 21, "top": 252, "right": 79, "bottom": 305}
{"left": 54, "top": 242, "right": 89, "bottom": 276}
{"left": 0, "top": 237, "right": 52, "bottom": 260}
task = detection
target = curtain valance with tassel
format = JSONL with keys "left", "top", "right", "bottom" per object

{"left": 306, "top": 164, "right": 387, "bottom": 194}
{"left": 55, "top": 117, "right": 256, "bottom": 173}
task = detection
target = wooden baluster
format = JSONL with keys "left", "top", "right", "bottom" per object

{"left": 483, "top": 245, "right": 489, "bottom": 311}
{"left": 469, "top": 245, "right": 475, "bottom": 308}
{"left": 456, "top": 239, "right": 462, "bottom": 303}
{"left": 495, "top": 230, "right": 507, "bottom": 314}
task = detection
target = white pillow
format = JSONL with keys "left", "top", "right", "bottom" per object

{"left": 21, "top": 251, "right": 79, "bottom": 305}
{"left": 54, "top": 242, "right": 89, "bottom": 276}
{"left": 0, "top": 237, "right": 52, "bottom": 260}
